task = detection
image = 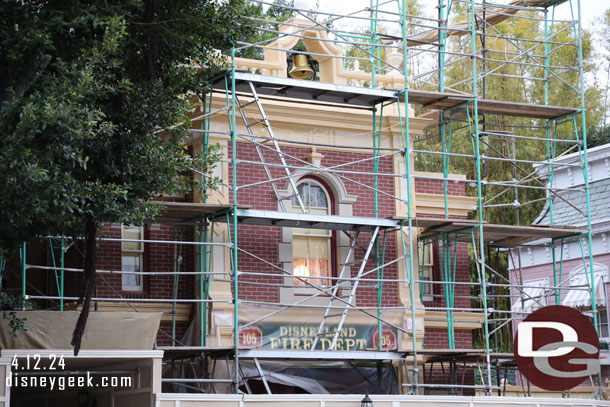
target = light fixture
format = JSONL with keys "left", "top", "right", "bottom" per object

{"left": 361, "top": 393, "right": 373, "bottom": 407}
{"left": 289, "top": 54, "right": 314, "bottom": 80}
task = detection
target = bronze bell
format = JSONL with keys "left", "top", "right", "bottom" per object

{"left": 289, "top": 54, "right": 314, "bottom": 79}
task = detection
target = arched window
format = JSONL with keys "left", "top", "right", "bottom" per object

{"left": 291, "top": 179, "right": 332, "bottom": 286}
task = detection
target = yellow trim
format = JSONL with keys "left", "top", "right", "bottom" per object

{"left": 71, "top": 303, "right": 192, "bottom": 322}
{"left": 415, "top": 193, "right": 477, "bottom": 217}
{"left": 413, "top": 171, "right": 467, "bottom": 180}
{"left": 424, "top": 311, "right": 483, "bottom": 330}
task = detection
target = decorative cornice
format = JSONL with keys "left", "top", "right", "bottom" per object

{"left": 415, "top": 193, "right": 476, "bottom": 217}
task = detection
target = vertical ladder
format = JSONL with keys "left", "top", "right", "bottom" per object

{"left": 246, "top": 81, "right": 306, "bottom": 213}
{"left": 235, "top": 95, "right": 286, "bottom": 211}
{"left": 311, "top": 227, "right": 380, "bottom": 350}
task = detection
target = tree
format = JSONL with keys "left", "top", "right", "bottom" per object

{"left": 0, "top": 0, "right": 256, "bottom": 354}
{"left": 409, "top": 6, "right": 606, "bottom": 352}
{"left": 598, "top": 8, "right": 610, "bottom": 124}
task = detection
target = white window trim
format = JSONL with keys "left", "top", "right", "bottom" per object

{"left": 122, "top": 225, "right": 144, "bottom": 292}
{"left": 291, "top": 180, "right": 332, "bottom": 288}
{"left": 419, "top": 243, "right": 434, "bottom": 303}
{"left": 277, "top": 170, "right": 357, "bottom": 305}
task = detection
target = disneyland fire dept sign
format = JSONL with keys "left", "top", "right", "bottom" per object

{"left": 239, "top": 324, "right": 397, "bottom": 351}
{"left": 514, "top": 305, "right": 601, "bottom": 391}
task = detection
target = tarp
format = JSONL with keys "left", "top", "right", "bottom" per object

{"left": 0, "top": 311, "right": 161, "bottom": 350}
{"left": 236, "top": 360, "right": 399, "bottom": 394}
{"left": 562, "top": 275, "right": 606, "bottom": 308}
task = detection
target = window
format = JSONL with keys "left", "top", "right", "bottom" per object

{"left": 418, "top": 243, "right": 433, "bottom": 300}
{"left": 563, "top": 264, "right": 609, "bottom": 337}
{"left": 291, "top": 180, "right": 332, "bottom": 287}
{"left": 585, "top": 307, "right": 610, "bottom": 338}
{"left": 122, "top": 225, "right": 144, "bottom": 291}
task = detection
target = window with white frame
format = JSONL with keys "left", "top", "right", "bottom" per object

{"left": 122, "top": 225, "right": 144, "bottom": 291}
{"left": 418, "top": 243, "right": 433, "bottom": 300}
{"left": 584, "top": 307, "right": 610, "bottom": 338}
{"left": 291, "top": 180, "right": 332, "bottom": 287}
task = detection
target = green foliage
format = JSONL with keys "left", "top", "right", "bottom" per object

{"left": 0, "top": 291, "right": 29, "bottom": 337}
{"left": 411, "top": 8, "right": 608, "bottom": 352}
{"left": 587, "top": 125, "right": 610, "bottom": 149}
{"left": 0, "top": 0, "right": 258, "bottom": 353}
{"left": 0, "top": 0, "right": 256, "bottom": 252}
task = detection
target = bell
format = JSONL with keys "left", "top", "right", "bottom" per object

{"left": 289, "top": 54, "right": 314, "bottom": 79}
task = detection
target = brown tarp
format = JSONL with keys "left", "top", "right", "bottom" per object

{"left": 0, "top": 311, "right": 161, "bottom": 350}
{"left": 407, "top": 0, "right": 567, "bottom": 47}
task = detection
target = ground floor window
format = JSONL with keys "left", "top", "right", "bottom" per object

{"left": 291, "top": 179, "right": 332, "bottom": 287}
{"left": 418, "top": 243, "right": 433, "bottom": 300}
{"left": 122, "top": 225, "right": 144, "bottom": 291}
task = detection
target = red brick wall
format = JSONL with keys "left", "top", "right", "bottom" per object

{"left": 424, "top": 328, "right": 472, "bottom": 349}
{"left": 92, "top": 223, "right": 195, "bottom": 300}
{"left": 229, "top": 142, "right": 399, "bottom": 307}
{"left": 415, "top": 177, "right": 465, "bottom": 196}
{"left": 21, "top": 140, "right": 474, "bottom": 349}
{"left": 423, "top": 329, "right": 475, "bottom": 395}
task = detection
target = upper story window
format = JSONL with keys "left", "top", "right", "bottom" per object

{"left": 418, "top": 243, "right": 433, "bottom": 301}
{"left": 122, "top": 225, "right": 144, "bottom": 291}
{"left": 291, "top": 180, "right": 332, "bottom": 287}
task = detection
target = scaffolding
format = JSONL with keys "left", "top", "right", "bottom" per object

{"left": 13, "top": 0, "right": 603, "bottom": 398}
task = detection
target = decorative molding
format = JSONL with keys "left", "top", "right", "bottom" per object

{"left": 414, "top": 193, "right": 476, "bottom": 217}
{"left": 423, "top": 311, "right": 483, "bottom": 330}
{"left": 277, "top": 173, "right": 355, "bottom": 305}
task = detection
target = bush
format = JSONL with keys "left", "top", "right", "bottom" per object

{"left": 0, "top": 291, "right": 28, "bottom": 337}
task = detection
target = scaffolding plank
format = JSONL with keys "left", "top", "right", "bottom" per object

{"left": 238, "top": 349, "right": 408, "bottom": 360}
{"left": 227, "top": 209, "right": 399, "bottom": 231}
{"left": 214, "top": 71, "right": 397, "bottom": 107}
{"left": 152, "top": 202, "right": 235, "bottom": 224}
{"left": 408, "top": 217, "right": 584, "bottom": 245}
{"left": 158, "top": 346, "right": 234, "bottom": 359}
{"left": 214, "top": 72, "right": 577, "bottom": 119}
{"left": 476, "top": 98, "right": 578, "bottom": 120}
{"left": 399, "top": 89, "right": 579, "bottom": 120}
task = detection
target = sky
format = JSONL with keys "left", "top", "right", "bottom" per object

{"left": 287, "top": 0, "right": 608, "bottom": 92}
{"left": 304, "top": 0, "right": 601, "bottom": 28}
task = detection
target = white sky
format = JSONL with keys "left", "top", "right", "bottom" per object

{"left": 290, "top": 0, "right": 608, "bottom": 87}
{"left": 307, "top": 0, "right": 601, "bottom": 28}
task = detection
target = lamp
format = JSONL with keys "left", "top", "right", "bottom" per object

{"left": 289, "top": 54, "right": 314, "bottom": 79}
{"left": 361, "top": 393, "right": 373, "bottom": 407}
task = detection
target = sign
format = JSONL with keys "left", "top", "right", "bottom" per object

{"left": 238, "top": 326, "right": 263, "bottom": 348}
{"left": 238, "top": 324, "right": 397, "bottom": 351}
{"left": 514, "top": 305, "right": 600, "bottom": 391}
